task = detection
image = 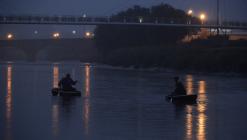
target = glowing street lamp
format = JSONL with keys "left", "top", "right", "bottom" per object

{"left": 7, "top": 33, "right": 13, "bottom": 40}
{"left": 72, "top": 30, "right": 76, "bottom": 34}
{"left": 187, "top": 9, "right": 193, "bottom": 16}
{"left": 85, "top": 31, "right": 91, "bottom": 38}
{"left": 139, "top": 17, "right": 143, "bottom": 23}
{"left": 53, "top": 32, "right": 60, "bottom": 39}
{"left": 84, "top": 31, "right": 95, "bottom": 38}
{"left": 200, "top": 13, "right": 206, "bottom": 24}
{"left": 187, "top": 9, "right": 193, "bottom": 24}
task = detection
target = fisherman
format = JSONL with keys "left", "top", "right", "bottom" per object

{"left": 59, "top": 73, "right": 77, "bottom": 91}
{"left": 172, "top": 76, "right": 186, "bottom": 95}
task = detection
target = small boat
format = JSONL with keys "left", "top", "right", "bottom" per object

{"left": 166, "top": 94, "right": 197, "bottom": 103}
{"left": 52, "top": 88, "right": 81, "bottom": 96}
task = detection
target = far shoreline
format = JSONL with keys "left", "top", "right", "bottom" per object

{"left": 1, "top": 38, "right": 247, "bottom": 75}
{"left": 0, "top": 60, "right": 246, "bottom": 77}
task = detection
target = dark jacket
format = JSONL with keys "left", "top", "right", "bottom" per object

{"left": 59, "top": 77, "right": 77, "bottom": 90}
{"left": 174, "top": 81, "right": 187, "bottom": 95}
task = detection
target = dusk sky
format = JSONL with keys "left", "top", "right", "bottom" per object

{"left": 1, "top": 0, "right": 246, "bottom": 21}
{"left": 0, "top": 0, "right": 246, "bottom": 39}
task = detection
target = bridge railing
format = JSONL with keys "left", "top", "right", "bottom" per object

{"left": 221, "top": 21, "right": 247, "bottom": 27}
{"left": 0, "top": 15, "right": 203, "bottom": 24}
{"left": 0, "top": 15, "right": 247, "bottom": 28}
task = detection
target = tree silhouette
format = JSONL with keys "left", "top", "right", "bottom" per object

{"left": 95, "top": 3, "right": 199, "bottom": 53}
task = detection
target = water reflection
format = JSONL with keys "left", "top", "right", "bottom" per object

{"left": 83, "top": 64, "right": 91, "bottom": 135}
{"left": 185, "top": 75, "right": 194, "bottom": 140}
{"left": 83, "top": 99, "right": 90, "bottom": 135}
{"left": 197, "top": 81, "right": 207, "bottom": 140}
{"left": 198, "top": 81, "right": 206, "bottom": 95}
{"left": 184, "top": 77, "right": 208, "bottom": 140}
{"left": 51, "top": 96, "right": 78, "bottom": 139}
{"left": 53, "top": 64, "right": 59, "bottom": 88}
{"left": 0, "top": 63, "right": 216, "bottom": 140}
{"left": 85, "top": 64, "right": 90, "bottom": 97}
{"left": 185, "top": 105, "right": 193, "bottom": 140}
{"left": 52, "top": 64, "right": 60, "bottom": 138}
{"left": 52, "top": 103, "right": 60, "bottom": 137}
{"left": 5, "top": 64, "right": 12, "bottom": 140}
{"left": 186, "top": 75, "right": 194, "bottom": 95}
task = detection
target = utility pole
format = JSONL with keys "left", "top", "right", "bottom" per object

{"left": 217, "top": 0, "right": 220, "bottom": 35}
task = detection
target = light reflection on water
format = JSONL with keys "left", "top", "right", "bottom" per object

{"left": 185, "top": 75, "right": 207, "bottom": 140}
{"left": 5, "top": 64, "right": 12, "bottom": 140}
{"left": 83, "top": 64, "right": 91, "bottom": 135}
{"left": 52, "top": 64, "right": 60, "bottom": 138}
{"left": 1, "top": 63, "right": 247, "bottom": 140}
{"left": 51, "top": 63, "right": 91, "bottom": 138}
{"left": 52, "top": 104, "right": 59, "bottom": 137}
{"left": 186, "top": 75, "right": 193, "bottom": 95}
{"left": 53, "top": 65, "right": 59, "bottom": 88}
{"left": 185, "top": 105, "right": 193, "bottom": 140}
{"left": 197, "top": 80, "right": 207, "bottom": 140}
{"left": 84, "top": 65, "right": 90, "bottom": 97}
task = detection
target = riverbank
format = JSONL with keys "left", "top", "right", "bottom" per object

{"left": 1, "top": 38, "right": 247, "bottom": 74}
{"left": 100, "top": 45, "right": 247, "bottom": 74}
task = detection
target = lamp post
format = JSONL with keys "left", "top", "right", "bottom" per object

{"left": 53, "top": 32, "right": 60, "bottom": 39}
{"left": 217, "top": 0, "right": 220, "bottom": 35}
{"left": 188, "top": 9, "right": 193, "bottom": 16}
{"left": 200, "top": 13, "right": 206, "bottom": 25}
{"left": 187, "top": 9, "right": 193, "bottom": 24}
{"left": 85, "top": 31, "right": 91, "bottom": 38}
{"left": 7, "top": 33, "right": 13, "bottom": 40}
{"left": 139, "top": 17, "right": 143, "bottom": 23}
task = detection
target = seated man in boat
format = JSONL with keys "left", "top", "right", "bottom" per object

{"left": 59, "top": 73, "right": 77, "bottom": 91}
{"left": 172, "top": 77, "right": 187, "bottom": 95}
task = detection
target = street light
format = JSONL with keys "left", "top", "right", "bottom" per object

{"left": 53, "top": 32, "right": 60, "bottom": 39}
{"left": 187, "top": 9, "right": 193, "bottom": 16}
{"left": 84, "top": 31, "right": 94, "bottom": 38}
{"left": 187, "top": 9, "right": 193, "bottom": 24}
{"left": 85, "top": 31, "right": 91, "bottom": 38}
{"left": 200, "top": 13, "right": 206, "bottom": 24}
{"left": 7, "top": 33, "right": 13, "bottom": 40}
{"left": 139, "top": 17, "right": 143, "bottom": 23}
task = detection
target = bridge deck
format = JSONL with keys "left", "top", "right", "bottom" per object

{"left": 0, "top": 15, "right": 247, "bottom": 30}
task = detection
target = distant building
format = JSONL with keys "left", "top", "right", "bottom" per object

{"left": 182, "top": 28, "right": 247, "bottom": 42}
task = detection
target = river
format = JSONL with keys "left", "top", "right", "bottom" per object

{"left": 0, "top": 62, "right": 247, "bottom": 140}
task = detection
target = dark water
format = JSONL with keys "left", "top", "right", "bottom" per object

{"left": 0, "top": 62, "right": 247, "bottom": 140}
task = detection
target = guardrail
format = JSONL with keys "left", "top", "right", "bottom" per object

{"left": 0, "top": 15, "right": 247, "bottom": 29}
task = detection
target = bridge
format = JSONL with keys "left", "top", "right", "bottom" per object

{"left": 1, "top": 15, "right": 247, "bottom": 30}
{"left": 0, "top": 39, "right": 97, "bottom": 61}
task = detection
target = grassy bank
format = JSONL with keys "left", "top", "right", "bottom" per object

{"left": 101, "top": 46, "right": 247, "bottom": 73}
